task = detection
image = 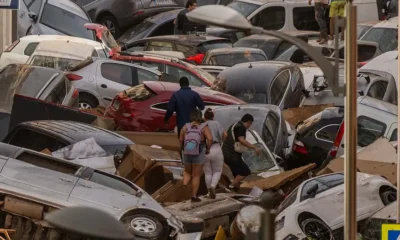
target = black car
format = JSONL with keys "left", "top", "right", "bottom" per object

{"left": 124, "top": 35, "right": 233, "bottom": 58}
{"left": 233, "top": 31, "right": 319, "bottom": 59}
{"left": 215, "top": 61, "right": 306, "bottom": 109}
{"left": 3, "top": 120, "right": 133, "bottom": 155}
{"left": 289, "top": 107, "right": 344, "bottom": 169}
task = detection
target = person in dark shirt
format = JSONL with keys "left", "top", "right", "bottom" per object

{"left": 222, "top": 114, "right": 261, "bottom": 190}
{"left": 164, "top": 77, "right": 205, "bottom": 138}
{"left": 174, "top": 0, "right": 197, "bottom": 34}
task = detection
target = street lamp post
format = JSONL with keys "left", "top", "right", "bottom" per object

{"left": 397, "top": 0, "right": 400, "bottom": 224}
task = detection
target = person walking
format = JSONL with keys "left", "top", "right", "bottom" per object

{"left": 174, "top": 0, "right": 197, "bottom": 35}
{"left": 309, "top": 0, "right": 329, "bottom": 44}
{"left": 203, "top": 108, "right": 227, "bottom": 199}
{"left": 180, "top": 109, "right": 213, "bottom": 202}
{"left": 329, "top": 0, "right": 346, "bottom": 41}
{"left": 222, "top": 114, "right": 261, "bottom": 191}
{"left": 164, "top": 76, "right": 205, "bottom": 138}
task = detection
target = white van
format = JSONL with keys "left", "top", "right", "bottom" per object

{"left": 227, "top": 0, "right": 382, "bottom": 32}
{"left": 0, "top": 35, "right": 107, "bottom": 70}
{"left": 27, "top": 40, "right": 106, "bottom": 71}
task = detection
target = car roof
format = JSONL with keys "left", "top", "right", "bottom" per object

{"left": 32, "top": 40, "right": 98, "bottom": 60}
{"left": 93, "top": 58, "right": 162, "bottom": 75}
{"left": 370, "top": 17, "right": 398, "bottom": 29}
{"left": 20, "top": 35, "right": 101, "bottom": 47}
{"left": 218, "top": 61, "right": 292, "bottom": 91}
{"left": 206, "top": 47, "right": 264, "bottom": 55}
{"left": 141, "top": 35, "right": 230, "bottom": 45}
{"left": 18, "top": 120, "right": 133, "bottom": 146}
{"left": 237, "top": 31, "right": 318, "bottom": 41}
{"left": 48, "top": 0, "right": 89, "bottom": 20}
{"left": 146, "top": 8, "right": 183, "bottom": 23}
{"left": 358, "top": 96, "right": 397, "bottom": 116}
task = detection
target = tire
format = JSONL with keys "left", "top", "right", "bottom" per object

{"left": 98, "top": 15, "right": 120, "bottom": 38}
{"left": 300, "top": 218, "right": 334, "bottom": 240}
{"left": 381, "top": 190, "right": 397, "bottom": 205}
{"left": 121, "top": 213, "right": 165, "bottom": 240}
{"left": 79, "top": 94, "right": 98, "bottom": 109}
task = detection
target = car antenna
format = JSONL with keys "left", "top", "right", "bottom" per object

{"left": 248, "top": 63, "right": 253, "bottom": 68}
{"left": 238, "top": 106, "right": 241, "bottom": 110}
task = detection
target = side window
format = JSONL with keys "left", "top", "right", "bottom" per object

{"left": 300, "top": 180, "right": 329, "bottom": 201}
{"left": 390, "top": 129, "right": 397, "bottom": 141}
{"left": 220, "top": 32, "right": 237, "bottom": 43}
{"left": 263, "top": 112, "right": 279, "bottom": 151}
{"left": 28, "top": 0, "right": 42, "bottom": 15}
{"left": 274, "top": 41, "right": 293, "bottom": 59}
{"left": 165, "top": 65, "right": 203, "bottom": 87}
{"left": 148, "top": 41, "right": 174, "bottom": 51}
{"left": 292, "top": 7, "right": 319, "bottom": 31}
{"left": 89, "top": 172, "right": 136, "bottom": 195}
{"left": 315, "top": 124, "right": 340, "bottom": 143}
{"left": 127, "top": 42, "right": 146, "bottom": 52}
{"left": 101, "top": 63, "right": 133, "bottom": 86}
{"left": 131, "top": 61, "right": 163, "bottom": 72}
{"left": 45, "top": 80, "right": 67, "bottom": 104}
{"left": 8, "top": 128, "right": 67, "bottom": 152}
{"left": 91, "top": 50, "right": 99, "bottom": 57}
{"left": 270, "top": 69, "right": 290, "bottom": 105}
{"left": 175, "top": 44, "right": 195, "bottom": 55}
{"left": 318, "top": 173, "right": 344, "bottom": 188}
{"left": 137, "top": 68, "right": 159, "bottom": 83}
{"left": 152, "top": 102, "right": 168, "bottom": 111}
{"left": 367, "top": 81, "right": 388, "bottom": 100}
{"left": 357, "top": 116, "right": 387, "bottom": 147}
{"left": 24, "top": 42, "right": 39, "bottom": 56}
{"left": 251, "top": 6, "right": 285, "bottom": 30}
{"left": 151, "top": 21, "right": 175, "bottom": 37}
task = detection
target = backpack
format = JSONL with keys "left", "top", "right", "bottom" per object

{"left": 183, "top": 123, "right": 205, "bottom": 155}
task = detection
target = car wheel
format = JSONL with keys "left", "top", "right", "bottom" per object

{"left": 301, "top": 218, "right": 334, "bottom": 240}
{"left": 99, "top": 15, "right": 120, "bottom": 38}
{"left": 381, "top": 190, "right": 397, "bottom": 205}
{"left": 121, "top": 213, "right": 165, "bottom": 240}
{"left": 79, "top": 94, "right": 98, "bottom": 109}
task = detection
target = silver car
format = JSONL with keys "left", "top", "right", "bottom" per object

{"left": 68, "top": 58, "right": 162, "bottom": 109}
{"left": 18, "top": 0, "right": 95, "bottom": 40}
{"left": 0, "top": 64, "right": 79, "bottom": 112}
{"left": 0, "top": 142, "right": 188, "bottom": 239}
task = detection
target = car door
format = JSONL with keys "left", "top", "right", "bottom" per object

{"left": 20, "top": 0, "right": 43, "bottom": 35}
{"left": 97, "top": 62, "right": 140, "bottom": 104}
{"left": 269, "top": 69, "right": 291, "bottom": 109}
{"left": 69, "top": 170, "right": 140, "bottom": 215}
{"left": 262, "top": 112, "right": 280, "bottom": 155}
{"left": 387, "top": 122, "right": 397, "bottom": 141}
{"left": 18, "top": 0, "right": 35, "bottom": 37}
{"left": 1, "top": 151, "right": 78, "bottom": 201}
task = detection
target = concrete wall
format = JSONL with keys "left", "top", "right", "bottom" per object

{"left": 0, "top": 9, "right": 13, "bottom": 53}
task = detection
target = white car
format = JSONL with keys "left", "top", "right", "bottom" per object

{"left": 275, "top": 172, "right": 396, "bottom": 240}
{"left": 0, "top": 35, "right": 107, "bottom": 70}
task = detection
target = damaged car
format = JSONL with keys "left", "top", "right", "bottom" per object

{"left": 275, "top": 172, "right": 396, "bottom": 240}
{"left": 0, "top": 142, "right": 198, "bottom": 239}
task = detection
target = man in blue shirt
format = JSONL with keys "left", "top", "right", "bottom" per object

{"left": 164, "top": 77, "right": 205, "bottom": 138}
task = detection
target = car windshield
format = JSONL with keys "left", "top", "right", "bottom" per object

{"left": 201, "top": 42, "right": 233, "bottom": 51}
{"left": 228, "top": 1, "right": 259, "bottom": 17}
{"left": 361, "top": 27, "right": 398, "bottom": 52}
{"left": 214, "top": 108, "right": 266, "bottom": 136}
{"left": 209, "top": 53, "right": 267, "bottom": 66}
{"left": 242, "top": 141, "right": 276, "bottom": 172}
{"left": 233, "top": 92, "right": 267, "bottom": 104}
{"left": 118, "top": 21, "right": 156, "bottom": 43}
{"left": 357, "top": 25, "right": 372, "bottom": 39}
{"left": 31, "top": 55, "right": 81, "bottom": 71}
{"left": 181, "top": 62, "right": 216, "bottom": 83}
{"left": 297, "top": 111, "right": 323, "bottom": 134}
{"left": 0, "top": 65, "right": 57, "bottom": 112}
{"left": 40, "top": 3, "right": 93, "bottom": 40}
{"left": 234, "top": 39, "right": 280, "bottom": 59}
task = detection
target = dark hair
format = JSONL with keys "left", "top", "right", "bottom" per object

{"left": 204, "top": 108, "right": 214, "bottom": 120}
{"left": 186, "top": 0, "right": 196, "bottom": 8}
{"left": 241, "top": 113, "right": 254, "bottom": 123}
{"left": 180, "top": 77, "right": 189, "bottom": 87}
{"left": 190, "top": 108, "right": 203, "bottom": 122}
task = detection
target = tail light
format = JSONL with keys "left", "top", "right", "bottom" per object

{"left": 186, "top": 54, "right": 205, "bottom": 65}
{"left": 134, "top": 10, "right": 144, "bottom": 16}
{"left": 292, "top": 140, "right": 308, "bottom": 155}
{"left": 357, "top": 62, "right": 367, "bottom": 68}
{"left": 329, "top": 122, "right": 345, "bottom": 158}
{"left": 72, "top": 89, "right": 79, "bottom": 98}
{"left": 65, "top": 73, "right": 83, "bottom": 81}
{"left": 4, "top": 40, "right": 20, "bottom": 52}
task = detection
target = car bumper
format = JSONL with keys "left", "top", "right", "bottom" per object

{"left": 176, "top": 232, "right": 202, "bottom": 240}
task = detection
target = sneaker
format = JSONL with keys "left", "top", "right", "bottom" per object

{"left": 209, "top": 187, "right": 216, "bottom": 199}
{"left": 191, "top": 197, "right": 201, "bottom": 202}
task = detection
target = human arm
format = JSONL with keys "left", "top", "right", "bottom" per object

{"left": 235, "top": 126, "right": 261, "bottom": 154}
{"left": 195, "top": 93, "right": 205, "bottom": 110}
{"left": 179, "top": 125, "right": 187, "bottom": 147}
{"left": 164, "top": 94, "right": 177, "bottom": 124}
{"left": 308, "top": 0, "right": 312, "bottom": 5}
{"left": 222, "top": 130, "right": 228, "bottom": 142}
{"left": 203, "top": 126, "right": 213, "bottom": 154}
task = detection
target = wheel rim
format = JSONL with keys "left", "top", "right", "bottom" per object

{"left": 385, "top": 191, "right": 397, "bottom": 203}
{"left": 303, "top": 220, "right": 333, "bottom": 240}
{"left": 102, "top": 20, "right": 115, "bottom": 36}
{"left": 79, "top": 102, "right": 92, "bottom": 109}
{"left": 129, "top": 217, "right": 157, "bottom": 234}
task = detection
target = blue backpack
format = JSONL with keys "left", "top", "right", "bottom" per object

{"left": 183, "top": 123, "right": 205, "bottom": 155}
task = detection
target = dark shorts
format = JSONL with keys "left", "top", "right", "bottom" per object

{"left": 225, "top": 155, "right": 251, "bottom": 177}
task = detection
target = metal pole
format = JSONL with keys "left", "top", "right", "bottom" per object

{"left": 344, "top": 3, "right": 358, "bottom": 240}
{"left": 259, "top": 191, "right": 275, "bottom": 240}
{"left": 397, "top": 0, "right": 400, "bottom": 223}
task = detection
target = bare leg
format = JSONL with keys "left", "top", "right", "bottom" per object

{"left": 183, "top": 164, "right": 192, "bottom": 186}
{"left": 191, "top": 164, "right": 204, "bottom": 198}
{"left": 231, "top": 175, "right": 246, "bottom": 188}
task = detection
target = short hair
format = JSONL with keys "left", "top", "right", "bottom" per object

{"left": 190, "top": 108, "right": 203, "bottom": 122}
{"left": 241, "top": 113, "right": 254, "bottom": 123}
{"left": 180, "top": 77, "right": 189, "bottom": 87}
{"left": 204, "top": 108, "right": 214, "bottom": 120}
{"left": 186, "top": 0, "right": 196, "bottom": 8}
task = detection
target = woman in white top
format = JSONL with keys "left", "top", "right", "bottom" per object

{"left": 203, "top": 108, "right": 227, "bottom": 199}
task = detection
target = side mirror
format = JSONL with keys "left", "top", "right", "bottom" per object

{"left": 306, "top": 184, "right": 319, "bottom": 198}
{"left": 28, "top": 12, "right": 38, "bottom": 23}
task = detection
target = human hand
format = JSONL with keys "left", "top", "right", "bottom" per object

{"left": 254, "top": 147, "right": 261, "bottom": 155}
{"left": 308, "top": 0, "right": 312, "bottom": 5}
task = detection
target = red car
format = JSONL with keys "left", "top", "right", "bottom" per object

{"left": 105, "top": 81, "right": 245, "bottom": 131}
{"left": 84, "top": 23, "right": 215, "bottom": 87}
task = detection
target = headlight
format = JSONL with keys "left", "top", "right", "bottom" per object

{"left": 275, "top": 216, "right": 285, "bottom": 232}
